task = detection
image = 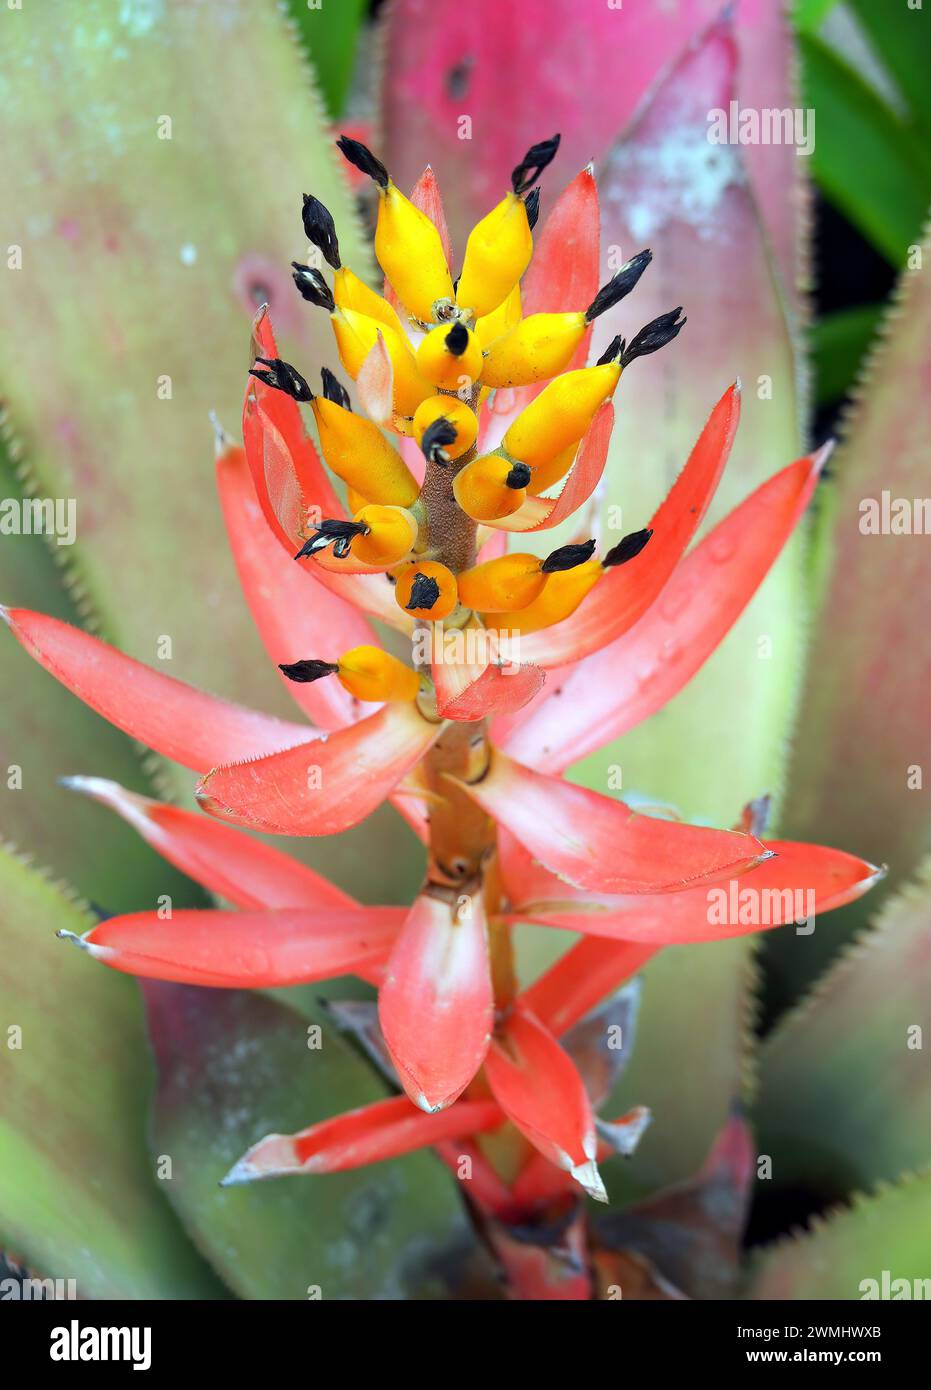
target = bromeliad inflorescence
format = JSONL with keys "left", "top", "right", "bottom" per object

{"left": 1, "top": 132, "right": 881, "bottom": 1297}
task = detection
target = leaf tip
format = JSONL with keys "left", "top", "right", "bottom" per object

{"left": 571, "top": 1157, "right": 608, "bottom": 1203}
{"left": 812, "top": 438, "right": 835, "bottom": 477}
{"left": 57, "top": 927, "right": 112, "bottom": 962}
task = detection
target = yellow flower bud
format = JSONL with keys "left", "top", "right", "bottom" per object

{"left": 453, "top": 454, "right": 531, "bottom": 521}
{"left": 412, "top": 395, "right": 478, "bottom": 461}
{"left": 503, "top": 362, "right": 621, "bottom": 470}
{"left": 336, "top": 645, "right": 421, "bottom": 702}
{"left": 456, "top": 192, "right": 532, "bottom": 320}
{"left": 331, "top": 307, "right": 434, "bottom": 420}
{"left": 484, "top": 530, "right": 652, "bottom": 632}
{"left": 481, "top": 311, "right": 588, "bottom": 388}
{"left": 474, "top": 282, "right": 522, "bottom": 351}
{"left": 457, "top": 552, "right": 548, "bottom": 613}
{"left": 415, "top": 322, "right": 484, "bottom": 392}
{"left": 311, "top": 397, "right": 419, "bottom": 507}
{"left": 375, "top": 184, "right": 455, "bottom": 323}
{"left": 346, "top": 485, "right": 369, "bottom": 515}
{"left": 350, "top": 504, "right": 419, "bottom": 567}
{"left": 333, "top": 266, "right": 406, "bottom": 337}
{"left": 394, "top": 560, "right": 459, "bottom": 620}
{"left": 481, "top": 248, "right": 656, "bottom": 387}
{"left": 486, "top": 560, "right": 602, "bottom": 633}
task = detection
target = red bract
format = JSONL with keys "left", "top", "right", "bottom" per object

{"left": 1, "top": 135, "right": 881, "bottom": 1300}
{"left": 379, "top": 889, "right": 493, "bottom": 1112}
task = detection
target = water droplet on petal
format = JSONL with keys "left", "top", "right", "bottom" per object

{"left": 708, "top": 532, "right": 738, "bottom": 565}
{"left": 659, "top": 588, "right": 691, "bottom": 623}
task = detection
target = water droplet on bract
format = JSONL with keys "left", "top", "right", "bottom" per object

{"left": 659, "top": 588, "right": 691, "bottom": 622}
{"left": 707, "top": 532, "right": 738, "bottom": 565}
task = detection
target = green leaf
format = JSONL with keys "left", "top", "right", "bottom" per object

{"left": 755, "top": 860, "right": 931, "bottom": 1198}
{"left": 0, "top": 0, "right": 365, "bottom": 712}
{"left": 791, "top": 0, "right": 841, "bottom": 34}
{"left": 145, "top": 981, "right": 493, "bottom": 1300}
{"left": 0, "top": 0, "right": 421, "bottom": 901}
{"left": 0, "top": 436, "right": 205, "bottom": 914}
{"left": 285, "top": 0, "right": 367, "bottom": 119}
{"left": 578, "top": 18, "right": 806, "bottom": 830}
{"left": 778, "top": 230, "right": 931, "bottom": 996}
{"left": 0, "top": 845, "right": 225, "bottom": 1298}
{"left": 800, "top": 32, "right": 931, "bottom": 264}
{"left": 748, "top": 1170, "right": 931, "bottom": 1300}
{"left": 601, "top": 940, "right": 758, "bottom": 1203}
{"left": 811, "top": 304, "right": 883, "bottom": 406}
{"left": 848, "top": 0, "right": 931, "bottom": 141}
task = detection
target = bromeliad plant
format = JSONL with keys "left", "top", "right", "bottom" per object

{"left": 2, "top": 129, "right": 882, "bottom": 1297}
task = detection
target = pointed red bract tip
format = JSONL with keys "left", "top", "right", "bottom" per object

{"left": 220, "top": 1095, "right": 502, "bottom": 1184}
{"left": 484, "top": 1005, "right": 607, "bottom": 1203}
{"left": 79, "top": 906, "right": 405, "bottom": 987}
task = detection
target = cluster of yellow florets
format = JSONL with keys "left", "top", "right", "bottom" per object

{"left": 249, "top": 135, "right": 682, "bottom": 705}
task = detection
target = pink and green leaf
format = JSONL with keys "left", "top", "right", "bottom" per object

{"left": 0, "top": 0, "right": 371, "bottom": 790}
{"left": 781, "top": 232, "right": 931, "bottom": 983}
{"left": 0, "top": 846, "right": 223, "bottom": 1298}
{"left": 755, "top": 859, "right": 931, "bottom": 1195}
{"left": 580, "top": 14, "right": 806, "bottom": 826}
{"left": 381, "top": 1, "right": 802, "bottom": 307}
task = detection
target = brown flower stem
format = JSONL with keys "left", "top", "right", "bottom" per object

{"left": 413, "top": 383, "right": 516, "bottom": 1008}
{"left": 484, "top": 848, "right": 518, "bottom": 1015}
{"left": 417, "top": 385, "right": 480, "bottom": 572}
{"left": 421, "top": 717, "right": 494, "bottom": 886}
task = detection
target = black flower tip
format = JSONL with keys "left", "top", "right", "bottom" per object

{"left": 295, "top": 518, "right": 369, "bottom": 561}
{"left": 320, "top": 366, "right": 351, "bottom": 411}
{"left": 301, "top": 195, "right": 342, "bottom": 271}
{"left": 406, "top": 572, "right": 441, "bottom": 611}
{"left": 603, "top": 528, "right": 653, "bottom": 568}
{"left": 505, "top": 461, "right": 532, "bottom": 490}
{"left": 541, "top": 539, "right": 596, "bottom": 573}
{"left": 595, "top": 333, "right": 625, "bottom": 367}
{"left": 291, "top": 262, "right": 336, "bottom": 312}
{"left": 278, "top": 659, "right": 339, "bottom": 684}
{"left": 511, "top": 134, "right": 561, "bottom": 194}
{"left": 445, "top": 322, "right": 470, "bottom": 357}
{"left": 249, "top": 356, "right": 313, "bottom": 402}
{"left": 620, "top": 308, "right": 686, "bottom": 367}
{"left": 524, "top": 187, "right": 541, "bottom": 231}
{"left": 421, "top": 417, "right": 457, "bottom": 465}
{"left": 585, "top": 250, "right": 652, "bottom": 322}
{"left": 336, "top": 135, "right": 389, "bottom": 190}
